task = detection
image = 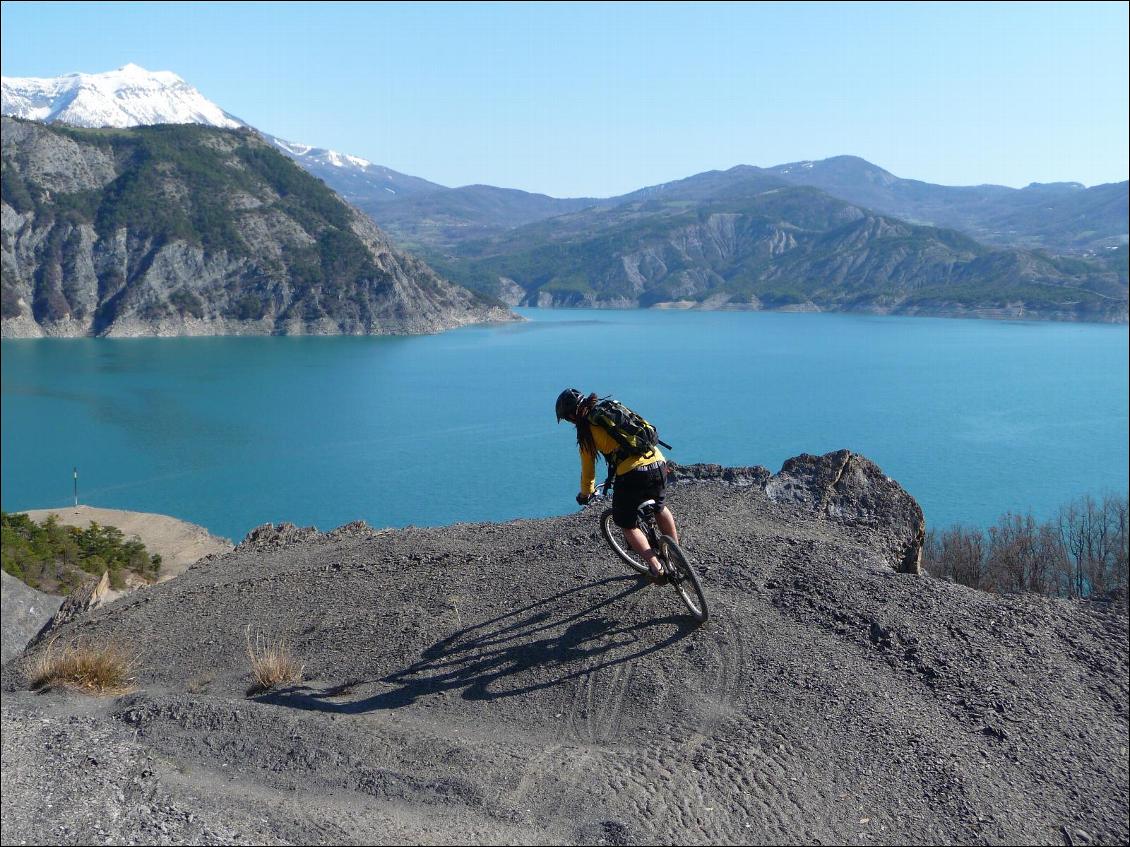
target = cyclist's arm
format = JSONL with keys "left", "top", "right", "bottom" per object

{"left": 579, "top": 445, "right": 597, "bottom": 497}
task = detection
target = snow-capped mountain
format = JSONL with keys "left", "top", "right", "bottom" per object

{"left": 261, "top": 134, "right": 444, "bottom": 206}
{"left": 270, "top": 137, "right": 375, "bottom": 171}
{"left": 1, "top": 63, "right": 243, "bottom": 129}
{"left": 1, "top": 64, "right": 444, "bottom": 205}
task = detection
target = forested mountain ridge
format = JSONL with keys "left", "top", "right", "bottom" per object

{"left": 415, "top": 173, "right": 1128, "bottom": 322}
{"left": 763, "top": 155, "right": 1128, "bottom": 255}
{"left": 364, "top": 158, "right": 1127, "bottom": 261}
{"left": 0, "top": 117, "right": 514, "bottom": 338}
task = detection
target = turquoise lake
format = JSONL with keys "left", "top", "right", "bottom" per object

{"left": 2, "top": 308, "right": 1127, "bottom": 543}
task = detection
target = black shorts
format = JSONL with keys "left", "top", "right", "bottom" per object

{"left": 612, "top": 462, "right": 667, "bottom": 529}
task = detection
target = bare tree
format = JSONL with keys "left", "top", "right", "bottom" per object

{"left": 1030, "top": 522, "right": 1066, "bottom": 596}
{"left": 1107, "top": 493, "right": 1129, "bottom": 593}
{"left": 1058, "top": 499, "right": 1091, "bottom": 598}
{"left": 931, "top": 524, "right": 987, "bottom": 590}
{"left": 927, "top": 493, "right": 1126, "bottom": 601}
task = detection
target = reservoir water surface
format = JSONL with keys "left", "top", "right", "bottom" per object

{"left": 3, "top": 308, "right": 1127, "bottom": 542}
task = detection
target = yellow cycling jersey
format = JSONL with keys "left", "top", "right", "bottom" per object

{"left": 580, "top": 423, "right": 665, "bottom": 496}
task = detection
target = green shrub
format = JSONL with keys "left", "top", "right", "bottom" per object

{"left": 1, "top": 512, "right": 162, "bottom": 594}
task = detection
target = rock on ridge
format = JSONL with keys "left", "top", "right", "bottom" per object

{"left": 672, "top": 450, "right": 924, "bottom": 573}
{"left": 236, "top": 519, "right": 387, "bottom": 551}
{"left": 668, "top": 461, "right": 770, "bottom": 487}
{"left": 236, "top": 522, "right": 322, "bottom": 550}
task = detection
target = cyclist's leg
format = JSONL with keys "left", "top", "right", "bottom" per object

{"left": 655, "top": 507, "right": 678, "bottom": 544}
{"left": 613, "top": 469, "right": 664, "bottom": 577}
{"left": 622, "top": 526, "right": 662, "bottom": 571}
{"left": 653, "top": 462, "right": 678, "bottom": 543}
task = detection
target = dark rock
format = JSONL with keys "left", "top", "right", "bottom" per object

{"left": 237, "top": 523, "right": 321, "bottom": 550}
{"left": 667, "top": 461, "right": 771, "bottom": 487}
{"left": 677, "top": 451, "right": 924, "bottom": 574}
{"left": 765, "top": 450, "right": 925, "bottom": 573}
{"left": 324, "top": 520, "right": 385, "bottom": 542}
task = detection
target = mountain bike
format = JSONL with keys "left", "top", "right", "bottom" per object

{"left": 592, "top": 484, "right": 709, "bottom": 624}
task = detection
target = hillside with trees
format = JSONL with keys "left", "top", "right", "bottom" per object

{"left": 1, "top": 511, "right": 161, "bottom": 594}
{"left": 1, "top": 117, "right": 514, "bottom": 338}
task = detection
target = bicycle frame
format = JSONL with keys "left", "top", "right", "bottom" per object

{"left": 632, "top": 500, "right": 666, "bottom": 554}
{"left": 592, "top": 484, "right": 709, "bottom": 623}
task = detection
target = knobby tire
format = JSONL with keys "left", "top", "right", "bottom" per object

{"left": 660, "top": 535, "right": 709, "bottom": 623}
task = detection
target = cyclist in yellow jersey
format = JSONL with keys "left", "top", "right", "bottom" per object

{"left": 556, "top": 388, "right": 679, "bottom": 583}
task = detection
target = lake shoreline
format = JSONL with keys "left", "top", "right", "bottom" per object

{"left": 5, "top": 301, "right": 1128, "bottom": 340}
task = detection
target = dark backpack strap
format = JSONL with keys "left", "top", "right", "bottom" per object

{"left": 601, "top": 464, "right": 616, "bottom": 494}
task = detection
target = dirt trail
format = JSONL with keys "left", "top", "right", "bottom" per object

{"left": 2, "top": 456, "right": 1126, "bottom": 846}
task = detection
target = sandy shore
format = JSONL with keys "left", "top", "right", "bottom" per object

{"left": 17, "top": 505, "right": 233, "bottom": 583}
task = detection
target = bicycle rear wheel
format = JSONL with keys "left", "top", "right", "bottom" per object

{"left": 599, "top": 508, "right": 651, "bottom": 575}
{"left": 660, "top": 535, "right": 709, "bottom": 623}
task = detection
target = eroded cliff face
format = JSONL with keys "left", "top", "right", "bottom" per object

{"left": 1, "top": 118, "right": 516, "bottom": 338}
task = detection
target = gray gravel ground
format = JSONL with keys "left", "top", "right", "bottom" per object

{"left": 2, "top": 459, "right": 1127, "bottom": 846}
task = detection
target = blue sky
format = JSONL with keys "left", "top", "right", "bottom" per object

{"left": 2, "top": 1, "right": 1127, "bottom": 197}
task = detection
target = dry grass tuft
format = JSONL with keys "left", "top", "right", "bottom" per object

{"left": 245, "top": 625, "right": 304, "bottom": 694}
{"left": 186, "top": 672, "right": 214, "bottom": 694}
{"left": 29, "top": 637, "right": 138, "bottom": 695}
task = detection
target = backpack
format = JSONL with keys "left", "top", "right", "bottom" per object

{"left": 586, "top": 397, "right": 671, "bottom": 465}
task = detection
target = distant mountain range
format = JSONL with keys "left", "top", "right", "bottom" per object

{"left": 369, "top": 161, "right": 1128, "bottom": 262}
{"left": 422, "top": 170, "right": 1127, "bottom": 321}
{"left": 761, "top": 156, "right": 1127, "bottom": 255}
{"left": 3, "top": 64, "right": 1127, "bottom": 323}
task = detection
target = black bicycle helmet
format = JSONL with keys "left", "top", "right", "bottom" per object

{"left": 555, "top": 388, "right": 583, "bottom": 422}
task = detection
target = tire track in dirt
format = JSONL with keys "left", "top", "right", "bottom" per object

{"left": 613, "top": 603, "right": 750, "bottom": 843}
{"left": 503, "top": 562, "right": 661, "bottom": 836}
{"left": 514, "top": 592, "right": 753, "bottom": 844}
{"left": 661, "top": 604, "right": 850, "bottom": 844}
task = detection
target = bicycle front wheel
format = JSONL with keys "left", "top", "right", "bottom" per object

{"left": 661, "top": 535, "right": 709, "bottom": 623}
{"left": 599, "top": 508, "right": 651, "bottom": 576}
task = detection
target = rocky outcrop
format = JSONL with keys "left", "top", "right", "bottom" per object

{"left": 236, "top": 520, "right": 389, "bottom": 551}
{"left": 765, "top": 450, "right": 925, "bottom": 573}
{"left": 671, "top": 451, "right": 924, "bottom": 573}
{"left": 236, "top": 522, "right": 322, "bottom": 551}
{"left": 24, "top": 571, "right": 110, "bottom": 651}
{"left": 1, "top": 117, "right": 518, "bottom": 338}
{"left": 668, "top": 460, "right": 770, "bottom": 487}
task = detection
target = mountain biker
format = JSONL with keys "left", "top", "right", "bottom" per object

{"left": 556, "top": 388, "right": 678, "bottom": 584}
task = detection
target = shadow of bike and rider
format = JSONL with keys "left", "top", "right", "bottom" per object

{"left": 258, "top": 573, "right": 700, "bottom": 715}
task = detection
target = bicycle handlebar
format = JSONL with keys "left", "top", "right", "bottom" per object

{"left": 577, "top": 480, "right": 612, "bottom": 507}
